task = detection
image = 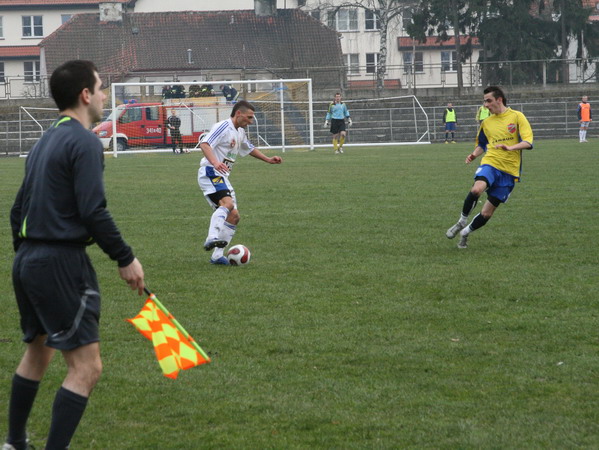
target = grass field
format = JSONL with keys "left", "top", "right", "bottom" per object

{"left": 1, "top": 139, "right": 598, "bottom": 448}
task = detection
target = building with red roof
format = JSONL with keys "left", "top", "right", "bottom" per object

{"left": 0, "top": 1, "right": 134, "bottom": 97}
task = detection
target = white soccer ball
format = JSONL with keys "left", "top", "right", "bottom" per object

{"left": 227, "top": 244, "right": 251, "bottom": 266}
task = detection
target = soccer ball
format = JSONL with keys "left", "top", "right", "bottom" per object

{"left": 227, "top": 245, "right": 251, "bottom": 266}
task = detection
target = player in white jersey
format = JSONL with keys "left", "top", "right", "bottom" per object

{"left": 197, "top": 100, "right": 283, "bottom": 264}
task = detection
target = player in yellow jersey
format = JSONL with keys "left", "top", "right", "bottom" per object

{"left": 446, "top": 86, "right": 533, "bottom": 249}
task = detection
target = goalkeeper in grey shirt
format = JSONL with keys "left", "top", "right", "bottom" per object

{"left": 6, "top": 60, "right": 144, "bottom": 450}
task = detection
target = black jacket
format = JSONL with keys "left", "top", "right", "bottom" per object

{"left": 10, "top": 116, "right": 134, "bottom": 267}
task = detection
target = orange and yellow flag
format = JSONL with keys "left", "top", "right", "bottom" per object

{"left": 128, "top": 296, "right": 210, "bottom": 379}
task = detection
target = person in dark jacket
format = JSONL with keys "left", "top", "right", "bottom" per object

{"left": 167, "top": 109, "right": 188, "bottom": 154}
{"left": 5, "top": 60, "right": 144, "bottom": 450}
{"left": 220, "top": 84, "right": 239, "bottom": 104}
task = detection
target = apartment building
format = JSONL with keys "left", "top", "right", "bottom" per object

{"left": 0, "top": 1, "right": 134, "bottom": 97}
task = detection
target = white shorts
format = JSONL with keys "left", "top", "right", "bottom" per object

{"left": 197, "top": 166, "right": 238, "bottom": 210}
{"left": 580, "top": 121, "right": 591, "bottom": 128}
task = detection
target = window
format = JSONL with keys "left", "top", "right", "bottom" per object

{"left": 24, "top": 61, "right": 40, "bottom": 82}
{"left": 61, "top": 14, "right": 72, "bottom": 25}
{"left": 365, "top": 10, "right": 379, "bottom": 30}
{"left": 403, "top": 52, "right": 424, "bottom": 73}
{"left": 308, "top": 10, "right": 321, "bottom": 22}
{"left": 0, "top": 62, "right": 5, "bottom": 83}
{"left": 366, "top": 53, "right": 380, "bottom": 74}
{"left": 120, "top": 107, "right": 142, "bottom": 124}
{"left": 146, "top": 106, "right": 160, "bottom": 121}
{"left": 441, "top": 51, "right": 458, "bottom": 72}
{"left": 344, "top": 54, "right": 359, "bottom": 75}
{"left": 22, "top": 16, "right": 43, "bottom": 37}
{"left": 0, "top": 17, "right": 4, "bottom": 38}
{"left": 329, "top": 9, "right": 358, "bottom": 31}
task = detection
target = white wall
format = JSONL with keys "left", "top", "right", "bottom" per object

{"left": 0, "top": 8, "right": 96, "bottom": 46}
{"left": 133, "top": 0, "right": 300, "bottom": 12}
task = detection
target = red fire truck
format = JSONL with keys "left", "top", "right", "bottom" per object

{"left": 93, "top": 101, "right": 216, "bottom": 151}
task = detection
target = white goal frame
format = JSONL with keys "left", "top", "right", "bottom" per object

{"left": 312, "top": 95, "right": 431, "bottom": 149}
{"left": 109, "top": 78, "right": 314, "bottom": 157}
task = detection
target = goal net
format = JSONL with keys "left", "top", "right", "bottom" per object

{"left": 101, "top": 79, "right": 314, "bottom": 156}
{"left": 314, "top": 95, "right": 430, "bottom": 148}
{"left": 17, "top": 89, "right": 430, "bottom": 157}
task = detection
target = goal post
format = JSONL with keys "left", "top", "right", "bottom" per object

{"left": 313, "top": 95, "right": 430, "bottom": 148}
{"left": 103, "top": 78, "right": 315, "bottom": 157}
{"left": 17, "top": 89, "right": 430, "bottom": 157}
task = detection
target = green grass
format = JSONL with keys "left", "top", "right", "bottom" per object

{"left": 1, "top": 139, "right": 598, "bottom": 448}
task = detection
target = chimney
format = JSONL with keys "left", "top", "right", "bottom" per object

{"left": 254, "top": 0, "right": 277, "bottom": 17}
{"left": 99, "top": 2, "right": 123, "bottom": 22}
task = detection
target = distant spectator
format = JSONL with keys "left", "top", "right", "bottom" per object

{"left": 162, "top": 84, "right": 172, "bottom": 99}
{"left": 200, "top": 84, "right": 214, "bottom": 97}
{"left": 166, "top": 110, "right": 188, "bottom": 154}
{"left": 220, "top": 84, "right": 238, "bottom": 104}
{"left": 443, "top": 102, "right": 457, "bottom": 143}
{"left": 578, "top": 95, "right": 592, "bottom": 143}
{"left": 171, "top": 84, "right": 186, "bottom": 99}
{"left": 190, "top": 83, "right": 214, "bottom": 98}
{"left": 188, "top": 82, "right": 202, "bottom": 98}
{"left": 476, "top": 103, "right": 491, "bottom": 125}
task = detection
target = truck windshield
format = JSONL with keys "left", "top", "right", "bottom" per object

{"left": 103, "top": 106, "right": 126, "bottom": 122}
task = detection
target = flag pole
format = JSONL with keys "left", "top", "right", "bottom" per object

{"left": 143, "top": 287, "right": 211, "bottom": 361}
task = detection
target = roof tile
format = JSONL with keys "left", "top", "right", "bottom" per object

{"left": 0, "top": 0, "right": 129, "bottom": 5}
{"left": 0, "top": 46, "right": 40, "bottom": 57}
{"left": 41, "top": 10, "right": 342, "bottom": 77}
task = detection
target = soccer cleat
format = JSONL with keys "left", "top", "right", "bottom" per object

{"left": 3, "top": 441, "right": 35, "bottom": 450}
{"left": 203, "top": 238, "right": 228, "bottom": 251}
{"left": 334, "top": 150, "right": 340, "bottom": 154}
{"left": 446, "top": 221, "right": 466, "bottom": 239}
{"left": 210, "top": 256, "right": 230, "bottom": 265}
{"left": 457, "top": 232, "right": 469, "bottom": 249}
{"left": 444, "top": 140, "right": 449, "bottom": 144}
{"left": 451, "top": 141, "right": 457, "bottom": 144}
{"left": 339, "top": 148, "right": 344, "bottom": 154}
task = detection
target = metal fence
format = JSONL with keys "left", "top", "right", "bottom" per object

{"left": 3, "top": 98, "right": 586, "bottom": 156}
{"left": 0, "top": 58, "right": 598, "bottom": 100}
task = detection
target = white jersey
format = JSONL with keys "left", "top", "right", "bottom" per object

{"left": 199, "top": 117, "right": 255, "bottom": 174}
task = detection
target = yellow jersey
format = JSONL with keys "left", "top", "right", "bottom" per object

{"left": 476, "top": 108, "right": 533, "bottom": 180}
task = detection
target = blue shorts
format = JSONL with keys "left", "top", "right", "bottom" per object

{"left": 474, "top": 164, "right": 516, "bottom": 204}
{"left": 445, "top": 122, "right": 456, "bottom": 131}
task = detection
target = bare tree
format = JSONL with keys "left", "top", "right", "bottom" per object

{"left": 308, "top": 0, "right": 417, "bottom": 90}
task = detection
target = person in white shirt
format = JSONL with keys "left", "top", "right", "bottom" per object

{"left": 198, "top": 100, "right": 283, "bottom": 265}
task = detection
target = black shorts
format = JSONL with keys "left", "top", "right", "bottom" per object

{"left": 171, "top": 130, "right": 183, "bottom": 144}
{"left": 330, "top": 118, "right": 346, "bottom": 135}
{"left": 12, "top": 242, "right": 101, "bottom": 350}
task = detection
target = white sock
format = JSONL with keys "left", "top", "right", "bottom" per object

{"left": 580, "top": 130, "right": 584, "bottom": 141}
{"left": 207, "top": 206, "right": 229, "bottom": 241}
{"left": 459, "top": 214, "right": 468, "bottom": 225}
{"left": 583, "top": 130, "right": 587, "bottom": 140}
{"left": 212, "top": 221, "right": 236, "bottom": 259}
{"left": 461, "top": 225, "right": 472, "bottom": 237}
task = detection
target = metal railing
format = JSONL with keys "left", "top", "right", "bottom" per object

{"left": 0, "top": 58, "right": 597, "bottom": 100}
{"left": 4, "top": 99, "right": 586, "bottom": 156}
